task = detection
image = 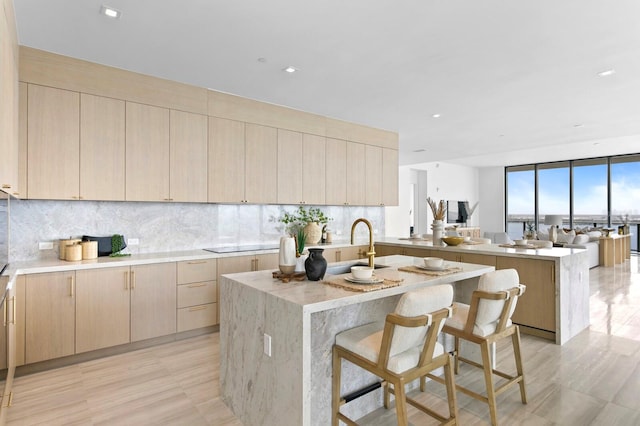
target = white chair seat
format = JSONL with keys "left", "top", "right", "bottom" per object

{"left": 336, "top": 321, "right": 445, "bottom": 374}
{"left": 446, "top": 303, "right": 513, "bottom": 337}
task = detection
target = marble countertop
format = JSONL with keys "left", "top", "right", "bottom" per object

{"left": 220, "top": 255, "right": 494, "bottom": 314}
{"left": 377, "top": 237, "right": 586, "bottom": 260}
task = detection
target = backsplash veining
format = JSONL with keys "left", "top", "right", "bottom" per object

{"left": 9, "top": 199, "right": 385, "bottom": 262}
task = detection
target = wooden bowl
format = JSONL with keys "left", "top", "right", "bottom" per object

{"left": 442, "top": 236, "right": 465, "bottom": 246}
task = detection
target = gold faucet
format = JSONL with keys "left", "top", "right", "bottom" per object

{"left": 351, "top": 218, "right": 376, "bottom": 268}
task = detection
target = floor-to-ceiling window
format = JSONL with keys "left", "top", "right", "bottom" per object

{"left": 573, "top": 158, "right": 608, "bottom": 229}
{"left": 611, "top": 154, "right": 640, "bottom": 251}
{"left": 538, "top": 162, "right": 570, "bottom": 232}
{"left": 505, "top": 154, "right": 639, "bottom": 252}
{"left": 505, "top": 165, "right": 535, "bottom": 239}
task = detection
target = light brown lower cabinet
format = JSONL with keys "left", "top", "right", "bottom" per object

{"left": 25, "top": 271, "right": 76, "bottom": 364}
{"left": 130, "top": 263, "right": 177, "bottom": 342}
{"left": 322, "top": 245, "right": 367, "bottom": 263}
{"left": 75, "top": 267, "right": 131, "bottom": 353}
{"left": 177, "top": 259, "right": 217, "bottom": 332}
{"left": 496, "top": 257, "right": 556, "bottom": 333}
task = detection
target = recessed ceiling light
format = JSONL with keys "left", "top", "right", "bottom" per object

{"left": 432, "top": 113, "right": 441, "bottom": 118}
{"left": 597, "top": 69, "right": 615, "bottom": 77}
{"left": 100, "top": 5, "right": 121, "bottom": 18}
{"left": 283, "top": 66, "right": 298, "bottom": 73}
{"left": 413, "top": 149, "right": 426, "bottom": 153}
{"left": 573, "top": 124, "right": 583, "bottom": 128}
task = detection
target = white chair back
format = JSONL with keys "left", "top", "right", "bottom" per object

{"left": 389, "top": 284, "right": 453, "bottom": 356}
{"left": 475, "top": 269, "right": 521, "bottom": 331}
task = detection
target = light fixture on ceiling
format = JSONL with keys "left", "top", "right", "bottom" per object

{"left": 597, "top": 69, "right": 615, "bottom": 77}
{"left": 413, "top": 149, "right": 426, "bottom": 153}
{"left": 573, "top": 124, "right": 583, "bottom": 128}
{"left": 283, "top": 66, "right": 298, "bottom": 73}
{"left": 432, "top": 113, "right": 441, "bottom": 118}
{"left": 100, "top": 5, "right": 121, "bottom": 18}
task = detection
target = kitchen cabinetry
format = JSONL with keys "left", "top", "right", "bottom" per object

{"left": 75, "top": 267, "right": 130, "bottom": 353}
{"left": 80, "top": 93, "right": 126, "bottom": 200}
{"left": 325, "top": 138, "right": 347, "bottom": 205}
{"left": 346, "top": 142, "right": 366, "bottom": 205}
{"left": 25, "top": 271, "right": 76, "bottom": 364}
{"left": 277, "top": 130, "right": 327, "bottom": 205}
{"left": 245, "top": 124, "right": 277, "bottom": 204}
{"left": 496, "top": 257, "right": 556, "bottom": 333}
{"left": 302, "top": 134, "right": 326, "bottom": 205}
{"left": 0, "top": 0, "right": 19, "bottom": 195}
{"left": 277, "top": 129, "right": 303, "bottom": 204}
{"left": 322, "top": 245, "right": 367, "bottom": 263}
{"left": 208, "top": 117, "right": 245, "bottom": 202}
{"left": 365, "top": 145, "right": 382, "bottom": 205}
{"left": 438, "top": 251, "right": 496, "bottom": 267}
{"left": 130, "top": 263, "right": 177, "bottom": 342}
{"left": 176, "top": 259, "right": 217, "bottom": 332}
{"left": 27, "top": 85, "right": 80, "bottom": 200}
{"left": 170, "top": 110, "right": 208, "bottom": 202}
{"left": 125, "top": 102, "right": 170, "bottom": 201}
{"left": 381, "top": 148, "right": 399, "bottom": 206}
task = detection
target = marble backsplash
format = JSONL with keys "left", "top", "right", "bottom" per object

{"left": 9, "top": 199, "right": 385, "bottom": 262}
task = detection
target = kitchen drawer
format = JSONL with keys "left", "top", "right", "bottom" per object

{"left": 177, "top": 280, "right": 216, "bottom": 308}
{"left": 177, "top": 303, "right": 217, "bottom": 332}
{"left": 177, "top": 259, "right": 216, "bottom": 284}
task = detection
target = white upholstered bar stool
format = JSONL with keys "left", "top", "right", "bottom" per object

{"left": 437, "top": 269, "right": 527, "bottom": 425}
{"left": 332, "top": 284, "right": 458, "bottom": 426}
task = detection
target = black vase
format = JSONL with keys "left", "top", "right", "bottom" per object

{"left": 305, "top": 248, "right": 327, "bottom": 281}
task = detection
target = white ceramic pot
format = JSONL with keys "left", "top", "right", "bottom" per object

{"left": 279, "top": 236, "right": 296, "bottom": 274}
{"left": 304, "top": 222, "right": 322, "bottom": 245}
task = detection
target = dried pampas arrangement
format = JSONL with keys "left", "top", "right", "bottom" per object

{"left": 427, "top": 197, "right": 446, "bottom": 221}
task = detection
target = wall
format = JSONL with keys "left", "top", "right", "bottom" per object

{"left": 9, "top": 200, "right": 385, "bottom": 262}
{"left": 478, "top": 166, "right": 505, "bottom": 235}
{"left": 389, "top": 162, "right": 480, "bottom": 236}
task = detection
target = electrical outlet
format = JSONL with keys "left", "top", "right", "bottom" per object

{"left": 263, "top": 333, "right": 272, "bottom": 357}
{"left": 38, "top": 241, "right": 54, "bottom": 250}
{"left": 128, "top": 238, "right": 139, "bottom": 246}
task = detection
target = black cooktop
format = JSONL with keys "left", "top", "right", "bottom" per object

{"left": 204, "top": 244, "right": 279, "bottom": 254}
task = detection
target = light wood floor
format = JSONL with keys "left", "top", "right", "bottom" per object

{"left": 6, "top": 256, "right": 640, "bottom": 425}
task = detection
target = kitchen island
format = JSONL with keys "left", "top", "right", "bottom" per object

{"left": 376, "top": 238, "right": 590, "bottom": 345}
{"left": 219, "top": 255, "right": 494, "bottom": 426}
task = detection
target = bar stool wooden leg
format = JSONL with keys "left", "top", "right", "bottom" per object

{"left": 332, "top": 347, "right": 341, "bottom": 426}
{"left": 383, "top": 381, "right": 391, "bottom": 409}
{"left": 444, "top": 356, "right": 458, "bottom": 423}
{"left": 513, "top": 327, "right": 527, "bottom": 404}
{"left": 454, "top": 336, "right": 460, "bottom": 373}
{"left": 480, "top": 341, "right": 499, "bottom": 425}
{"left": 392, "top": 378, "right": 409, "bottom": 426}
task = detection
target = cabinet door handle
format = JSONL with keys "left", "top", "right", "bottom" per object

{"left": 124, "top": 271, "right": 129, "bottom": 290}
{"left": 10, "top": 296, "right": 15, "bottom": 325}
{"left": 187, "top": 260, "right": 207, "bottom": 265}
{"left": 251, "top": 259, "right": 256, "bottom": 271}
{"left": 187, "top": 283, "right": 207, "bottom": 288}
{"left": 3, "top": 296, "right": 6, "bottom": 327}
{"left": 188, "top": 306, "right": 207, "bottom": 312}
{"left": 69, "top": 276, "right": 75, "bottom": 297}
{"left": 131, "top": 271, "right": 136, "bottom": 289}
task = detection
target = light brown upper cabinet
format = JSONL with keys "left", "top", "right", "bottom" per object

{"left": 0, "top": 9, "right": 18, "bottom": 194}
{"left": 125, "top": 102, "right": 170, "bottom": 201}
{"left": 27, "top": 84, "right": 80, "bottom": 200}
{"left": 382, "top": 148, "right": 399, "bottom": 206}
{"left": 325, "top": 138, "right": 347, "bottom": 205}
{"left": 277, "top": 130, "right": 327, "bottom": 205}
{"left": 244, "top": 123, "right": 277, "bottom": 204}
{"left": 364, "top": 146, "right": 399, "bottom": 206}
{"left": 170, "top": 110, "right": 208, "bottom": 202}
{"left": 365, "top": 145, "right": 383, "bottom": 205}
{"left": 277, "top": 129, "right": 303, "bottom": 204}
{"left": 302, "top": 134, "right": 326, "bottom": 205}
{"left": 346, "top": 141, "right": 366, "bottom": 205}
{"left": 209, "top": 117, "right": 246, "bottom": 203}
{"left": 80, "top": 94, "right": 125, "bottom": 200}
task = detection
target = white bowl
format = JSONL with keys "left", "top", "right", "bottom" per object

{"left": 463, "top": 236, "right": 471, "bottom": 242}
{"left": 514, "top": 239, "right": 528, "bottom": 246}
{"left": 423, "top": 257, "right": 444, "bottom": 268}
{"left": 351, "top": 266, "right": 373, "bottom": 280}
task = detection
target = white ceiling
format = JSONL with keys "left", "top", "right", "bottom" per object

{"left": 13, "top": 0, "right": 640, "bottom": 167}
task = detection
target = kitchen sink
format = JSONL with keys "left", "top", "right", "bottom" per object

{"left": 325, "top": 261, "right": 390, "bottom": 275}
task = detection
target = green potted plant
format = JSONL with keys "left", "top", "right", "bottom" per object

{"left": 279, "top": 206, "right": 331, "bottom": 245}
{"left": 524, "top": 221, "right": 536, "bottom": 240}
